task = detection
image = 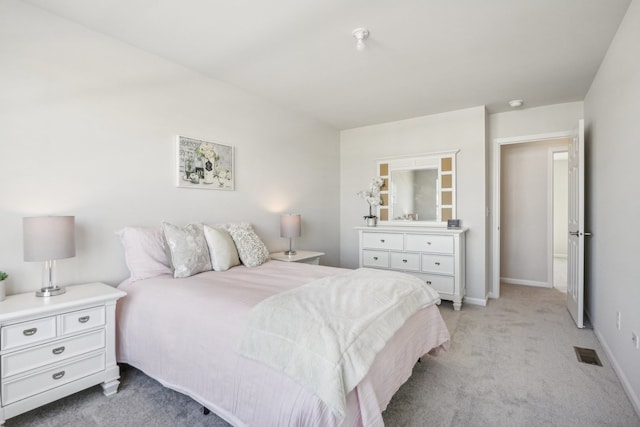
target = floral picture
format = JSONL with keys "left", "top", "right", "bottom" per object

{"left": 176, "top": 136, "right": 234, "bottom": 190}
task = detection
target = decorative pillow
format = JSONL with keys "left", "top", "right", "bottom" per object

{"left": 226, "top": 223, "right": 270, "bottom": 268}
{"left": 116, "top": 227, "right": 172, "bottom": 282}
{"left": 161, "top": 222, "right": 212, "bottom": 278}
{"left": 203, "top": 225, "right": 240, "bottom": 271}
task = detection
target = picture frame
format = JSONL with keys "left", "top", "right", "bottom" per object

{"left": 176, "top": 135, "right": 234, "bottom": 190}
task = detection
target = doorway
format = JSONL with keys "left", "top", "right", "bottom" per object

{"left": 492, "top": 131, "right": 572, "bottom": 298}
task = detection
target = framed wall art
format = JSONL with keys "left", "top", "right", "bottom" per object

{"left": 176, "top": 135, "right": 234, "bottom": 190}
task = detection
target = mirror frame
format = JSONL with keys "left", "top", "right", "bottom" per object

{"left": 376, "top": 150, "right": 459, "bottom": 226}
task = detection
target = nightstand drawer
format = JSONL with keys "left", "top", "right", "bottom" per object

{"left": 405, "top": 234, "right": 453, "bottom": 254}
{"left": 2, "top": 330, "right": 106, "bottom": 379}
{"left": 362, "top": 250, "right": 390, "bottom": 268}
{"left": 390, "top": 252, "right": 420, "bottom": 271}
{"left": 2, "top": 352, "right": 105, "bottom": 406}
{"left": 61, "top": 306, "right": 105, "bottom": 335}
{"left": 1, "top": 317, "right": 57, "bottom": 351}
{"left": 362, "top": 232, "right": 404, "bottom": 250}
{"left": 421, "top": 254, "right": 454, "bottom": 275}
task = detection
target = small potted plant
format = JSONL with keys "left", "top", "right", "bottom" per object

{"left": 0, "top": 271, "right": 8, "bottom": 302}
{"left": 357, "top": 177, "right": 384, "bottom": 226}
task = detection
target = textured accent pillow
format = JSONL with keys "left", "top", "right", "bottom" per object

{"left": 203, "top": 225, "right": 240, "bottom": 271}
{"left": 116, "top": 227, "right": 172, "bottom": 282}
{"left": 226, "top": 223, "right": 270, "bottom": 268}
{"left": 161, "top": 222, "right": 212, "bottom": 278}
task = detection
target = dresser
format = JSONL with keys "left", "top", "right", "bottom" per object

{"left": 0, "top": 282, "right": 126, "bottom": 425}
{"left": 357, "top": 226, "right": 467, "bottom": 310}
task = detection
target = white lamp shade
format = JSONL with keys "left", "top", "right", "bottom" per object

{"left": 23, "top": 216, "right": 76, "bottom": 262}
{"left": 280, "top": 214, "right": 301, "bottom": 238}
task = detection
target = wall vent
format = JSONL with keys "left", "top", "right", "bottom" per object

{"left": 574, "top": 346, "right": 602, "bottom": 366}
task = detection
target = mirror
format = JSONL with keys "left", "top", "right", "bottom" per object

{"left": 377, "top": 150, "right": 458, "bottom": 225}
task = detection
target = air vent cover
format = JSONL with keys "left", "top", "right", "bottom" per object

{"left": 574, "top": 346, "right": 602, "bottom": 366}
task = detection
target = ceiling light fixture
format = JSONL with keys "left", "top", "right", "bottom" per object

{"left": 352, "top": 28, "right": 370, "bottom": 51}
{"left": 508, "top": 99, "right": 524, "bottom": 108}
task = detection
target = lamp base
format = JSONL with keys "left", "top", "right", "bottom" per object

{"left": 36, "top": 286, "right": 66, "bottom": 297}
{"left": 284, "top": 250, "right": 297, "bottom": 255}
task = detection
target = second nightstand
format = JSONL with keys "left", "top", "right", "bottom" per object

{"left": 270, "top": 250, "right": 325, "bottom": 265}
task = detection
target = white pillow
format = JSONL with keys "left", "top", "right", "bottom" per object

{"left": 116, "top": 227, "right": 172, "bottom": 282}
{"left": 226, "top": 223, "right": 270, "bottom": 268}
{"left": 203, "top": 225, "right": 240, "bottom": 271}
{"left": 161, "top": 222, "right": 212, "bottom": 278}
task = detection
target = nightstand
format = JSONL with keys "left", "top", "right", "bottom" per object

{"left": 0, "top": 282, "right": 126, "bottom": 425}
{"left": 270, "top": 250, "right": 325, "bottom": 265}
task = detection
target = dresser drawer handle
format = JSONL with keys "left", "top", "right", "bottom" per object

{"left": 380, "top": 239, "right": 385, "bottom": 243}
{"left": 78, "top": 316, "right": 90, "bottom": 323}
{"left": 23, "top": 328, "right": 38, "bottom": 336}
{"left": 52, "top": 346, "right": 66, "bottom": 355}
{"left": 435, "top": 262, "right": 441, "bottom": 266}
{"left": 402, "top": 259, "right": 408, "bottom": 263}
{"left": 426, "top": 280, "right": 432, "bottom": 285}
{"left": 52, "top": 371, "right": 65, "bottom": 380}
{"left": 373, "top": 256, "right": 379, "bottom": 261}
{"left": 426, "top": 241, "right": 432, "bottom": 245}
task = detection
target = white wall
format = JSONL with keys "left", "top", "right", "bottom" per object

{"left": 584, "top": 0, "right": 640, "bottom": 414}
{"left": 0, "top": 0, "right": 340, "bottom": 294}
{"left": 340, "top": 106, "right": 487, "bottom": 303}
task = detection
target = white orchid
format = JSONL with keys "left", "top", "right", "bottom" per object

{"left": 357, "top": 176, "right": 384, "bottom": 218}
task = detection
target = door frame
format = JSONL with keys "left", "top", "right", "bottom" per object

{"left": 492, "top": 130, "right": 573, "bottom": 299}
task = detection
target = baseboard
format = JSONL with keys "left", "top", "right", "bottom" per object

{"left": 463, "top": 296, "right": 487, "bottom": 307}
{"left": 500, "top": 277, "right": 551, "bottom": 288}
{"left": 593, "top": 327, "right": 640, "bottom": 419}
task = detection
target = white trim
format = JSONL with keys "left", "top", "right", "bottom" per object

{"left": 462, "top": 296, "right": 488, "bottom": 307}
{"left": 593, "top": 328, "right": 640, "bottom": 418}
{"left": 492, "top": 130, "right": 573, "bottom": 300}
{"left": 500, "top": 277, "right": 551, "bottom": 288}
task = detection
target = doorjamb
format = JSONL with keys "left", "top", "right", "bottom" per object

{"left": 492, "top": 131, "right": 573, "bottom": 299}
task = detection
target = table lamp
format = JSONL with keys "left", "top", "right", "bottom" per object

{"left": 280, "top": 214, "right": 301, "bottom": 255}
{"left": 23, "top": 216, "right": 76, "bottom": 297}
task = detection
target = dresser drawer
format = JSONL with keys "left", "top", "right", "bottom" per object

{"left": 61, "top": 306, "right": 105, "bottom": 336}
{"left": 2, "top": 330, "right": 106, "bottom": 379}
{"left": 362, "top": 232, "right": 404, "bottom": 250}
{"left": 2, "top": 352, "right": 105, "bottom": 406}
{"left": 390, "top": 252, "right": 420, "bottom": 271}
{"left": 415, "top": 273, "right": 455, "bottom": 295}
{"left": 405, "top": 234, "right": 453, "bottom": 254}
{"left": 421, "top": 254, "right": 454, "bottom": 275}
{"left": 362, "top": 250, "right": 390, "bottom": 268}
{"left": 1, "top": 317, "right": 57, "bottom": 351}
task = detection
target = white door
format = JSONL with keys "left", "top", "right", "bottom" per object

{"left": 567, "top": 120, "right": 585, "bottom": 328}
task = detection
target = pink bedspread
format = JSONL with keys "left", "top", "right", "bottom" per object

{"left": 116, "top": 261, "right": 450, "bottom": 426}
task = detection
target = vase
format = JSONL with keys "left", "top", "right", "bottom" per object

{"left": 0, "top": 280, "right": 6, "bottom": 301}
{"left": 365, "top": 216, "right": 377, "bottom": 227}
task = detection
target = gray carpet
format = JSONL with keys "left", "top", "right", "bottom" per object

{"left": 7, "top": 284, "right": 639, "bottom": 427}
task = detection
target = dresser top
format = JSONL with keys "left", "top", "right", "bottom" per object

{"left": 0, "top": 282, "right": 126, "bottom": 322}
{"left": 355, "top": 225, "right": 467, "bottom": 235}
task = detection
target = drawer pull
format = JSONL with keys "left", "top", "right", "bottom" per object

{"left": 426, "top": 281, "right": 432, "bottom": 285}
{"left": 380, "top": 239, "right": 385, "bottom": 243}
{"left": 78, "top": 316, "right": 90, "bottom": 323}
{"left": 426, "top": 241, "right": 432, "bottom": 245}
{"left": 373, "top": 256, "right": 379, "bottom": 261}
{"left": 402, "top": 259, "right": 408, "bottom": 263}
{"left": 435, "top": 262, "right": 441, "bottom": 266}
{"left": 23, "top": 328, "right": 38, "bottom": 336}
{"left": 52, "top": 371, "right": 65, "bottom": 380}
{"left": 52, "top": 346, "right": 66, "bottom": 355}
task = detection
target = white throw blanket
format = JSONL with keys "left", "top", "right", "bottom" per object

{"left": 237, "top": 268, "right": 441, "bottom": 419}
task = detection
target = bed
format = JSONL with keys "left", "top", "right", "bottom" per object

{"left": 114, "top": 224, "right": 450, "bottom": 426}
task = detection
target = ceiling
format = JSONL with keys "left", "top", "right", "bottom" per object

{"left": 23, "top": 0, "right": 631, "bottom": 130}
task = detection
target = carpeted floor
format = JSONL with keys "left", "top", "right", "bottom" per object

{"left": 6, "top": 284, "right": 639, "bottom": 426}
